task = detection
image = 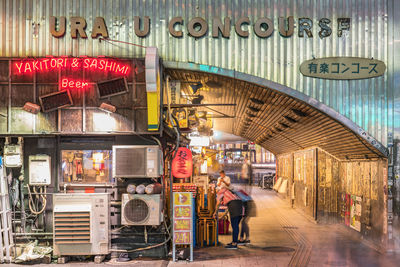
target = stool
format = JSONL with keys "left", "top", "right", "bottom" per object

{"left": 196, "top": 217, "right": 217, "bottom": 247}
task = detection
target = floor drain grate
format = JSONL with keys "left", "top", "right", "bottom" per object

{"left": 262, "top": 246, "right": 295, "bottom": 252}
{"left": 283, "top": 226, "right": 298, "bottom": 229}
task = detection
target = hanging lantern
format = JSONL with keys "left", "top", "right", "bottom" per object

{"left": 172, "top": 147, "right": 193, "bottom": 178}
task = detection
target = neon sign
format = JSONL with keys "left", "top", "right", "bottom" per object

{"left": 60, "top": 78, "right": 89, "bottom": 89}
{"left": 14, "top": 57, "right": 130, "bottom": 75}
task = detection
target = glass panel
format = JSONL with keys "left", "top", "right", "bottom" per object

{"left": 61, "top": 150, "right": 112, "bottom": 184}
{"left": 86, "top": 109, "right": 132, "bottom": 132}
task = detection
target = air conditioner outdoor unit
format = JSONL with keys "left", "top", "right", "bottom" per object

{"left": 53, "top": 193, "right": 110, "bottom": 256}
{"left": 112, "top": 145, "right": 162, "bottom": 178}
{"left": 121, "top": 194, "right": 162, "bottom": 226}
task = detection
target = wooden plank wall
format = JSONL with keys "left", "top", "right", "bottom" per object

{"left": 278, "top": 149, "right": 387, "bottom": 240}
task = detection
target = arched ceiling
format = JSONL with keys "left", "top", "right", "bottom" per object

{"left": 166, "top": 68, "right": 387, "bottom": 160}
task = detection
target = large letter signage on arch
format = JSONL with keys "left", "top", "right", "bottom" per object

{"left": 172, "top": 147, "right": 193, "bottom": 178}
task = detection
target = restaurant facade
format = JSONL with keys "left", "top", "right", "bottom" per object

{"left": 0, "top": 0, "right": 400, "bottom": 263}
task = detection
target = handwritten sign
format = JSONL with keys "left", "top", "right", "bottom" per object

{"left": 174, "top": 192, "right": 191, "bottom": 205}
{"left": 174, "top": 232, "right": 191, "bottom": 244}
{"left": 173, "top": 192, "right": 193, "bottom": 245}
{"left": 174, "top": 219, "right": 191, "bottom": 230}
{"left": 300, "top": 57, "right": 386, "bottom": 80}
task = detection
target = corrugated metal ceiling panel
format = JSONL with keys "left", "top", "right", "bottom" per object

{"left": 167, "top": 68, "right": 385, "bottom": 160}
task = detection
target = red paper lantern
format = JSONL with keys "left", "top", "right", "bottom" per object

{"left": 172, "top": 147, "right": 193, "bottom": 178}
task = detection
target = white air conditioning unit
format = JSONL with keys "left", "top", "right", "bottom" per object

{"left": 121, "top": 194, "right": 162, "bottom": 226}
{"left": 112, "top": 145, "right": 162, "bottom": 178}
{"left": 53, "top": 193, "right": 110, "bottom": 256}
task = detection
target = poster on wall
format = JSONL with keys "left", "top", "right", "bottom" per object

{"left": 350, "top": 195, "right": 362, "bottom": 232}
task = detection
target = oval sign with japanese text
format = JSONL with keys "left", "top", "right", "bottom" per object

{"left": 300, "top": 57, "right": 386, "bottom": 80}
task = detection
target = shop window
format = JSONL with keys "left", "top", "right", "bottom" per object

{"left": 61, "top": 150, "right": 112, "bottom": 184}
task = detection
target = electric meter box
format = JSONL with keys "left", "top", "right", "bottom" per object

{"left": 4, "top": 144, "right": 23, "bottom": 167}
{"left": 29, "top": 155, "right": 51, "bottom": 185}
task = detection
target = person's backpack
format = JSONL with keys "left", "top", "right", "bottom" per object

{"left": 234, "top": 189, "right": 252, "bottom": 202}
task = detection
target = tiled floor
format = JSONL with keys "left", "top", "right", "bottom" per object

{"left": 7, "top": 186, "right": 400, "bottom": 266}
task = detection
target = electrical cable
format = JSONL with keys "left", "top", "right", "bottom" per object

{"left": 111, "top": 225, "right": 127, "bottom": 233}
{"left": 27, "top": 186, "right": 47, "bottom": 215}
{"left": 165, "top": 75, "right": 180, "bottom": 154}
{"left": 164, "top": 76, "right": 180, "bottom": 248}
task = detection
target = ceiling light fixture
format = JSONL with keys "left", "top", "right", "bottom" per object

{"left": 249, "top": 98, "right": 264, "bottom": 105}
{"left": 291, "top": 108, "right": 308, "bottom": 117}
{"left": 23, "top": 102, "right": 41, "bottom": 114}
{"left": 99, "top": 102, "right": 116, "bottom": 113}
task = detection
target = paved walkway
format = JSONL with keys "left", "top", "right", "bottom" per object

{"left": 7, "top": 187, "right": 400, "bottom": 267}
{"left": 169, "top": 186, "right": 400, "bottom": 267}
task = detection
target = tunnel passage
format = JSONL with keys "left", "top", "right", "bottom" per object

{"left": 166, "top": 67, "right": 388, "bottom": 245}
{"left": 166, "top": 68, "right": 386, "bottom": 160}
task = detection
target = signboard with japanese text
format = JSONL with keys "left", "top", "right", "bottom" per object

{"left": 300, "top": 57, "right": 386, "bottom": 80}
{"left": 169, "top": 81, "right": 181, "bottom": 104}
{"left": 172, "top": 192, "right": 193, "bottom": 261}
{"left": 172, "top": 108, "right": 189, "bottom": 129}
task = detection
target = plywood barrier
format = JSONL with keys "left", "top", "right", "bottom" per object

{"left": 277, "top": 148, "right": 387, "bottom": 243}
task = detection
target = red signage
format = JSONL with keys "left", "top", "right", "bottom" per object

{"left": 60, "top": 78, "right": 89, "bottom": 89}
{"left": 14, "top": 57, "right": 130, "bottom": 75}
{"left": 171, "top": 147, "right": 193, "bottom": 178}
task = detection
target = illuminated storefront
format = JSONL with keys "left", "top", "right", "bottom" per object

{"left": 1, "top": 0, "right": 400, "bottom": 262}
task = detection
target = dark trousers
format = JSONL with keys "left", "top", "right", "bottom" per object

{"left": 231, "top": 216, "right": 242, "bottom": 243}
{"left": 240, "top": 216, "right": 250, "bottom": 239}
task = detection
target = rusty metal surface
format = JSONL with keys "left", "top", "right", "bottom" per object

{"left": 0, "top": 58, "right": 148, "bottom": 134}
{"left": 0, "top": 0, "right": 392, "bottom": 146}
